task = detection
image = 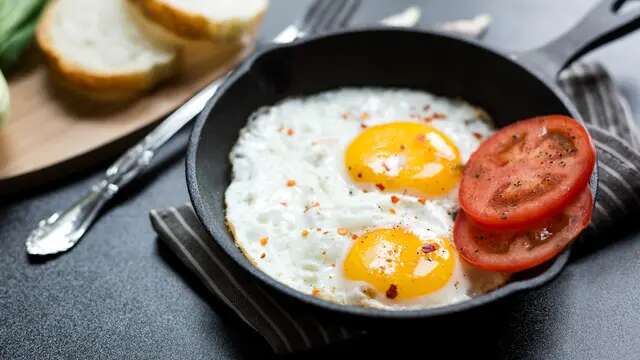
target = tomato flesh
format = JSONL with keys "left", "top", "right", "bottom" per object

{"left": 454, "top": 188, "right": 593, "bottom": 272}
{"left": 459, "top": 115, "right": 596, "bottom": 230}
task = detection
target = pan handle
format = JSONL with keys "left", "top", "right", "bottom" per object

{"left": 516, "top": 0, "right": 640, "bottom": 80}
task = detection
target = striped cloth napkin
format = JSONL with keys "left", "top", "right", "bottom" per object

{"left": 150, "top": 62, "right": 640, "bottom": 354}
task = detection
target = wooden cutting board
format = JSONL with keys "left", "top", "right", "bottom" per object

{"left": 0, "top": 42, "right": 250, "bottom": 196}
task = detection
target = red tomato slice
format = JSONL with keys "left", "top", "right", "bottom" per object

{"left": 454, "top": 187, "right": 592, "bottom": 272}
{"left": 460, "top": 115, "right": 596, "bottom": 229}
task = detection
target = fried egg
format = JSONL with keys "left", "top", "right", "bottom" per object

{"left": 225, "top": 88, "right": 509, "bottom": 309}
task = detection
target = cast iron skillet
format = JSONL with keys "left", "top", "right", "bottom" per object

{"left": 187, "top": 0, "right": 640, "bottom": 321}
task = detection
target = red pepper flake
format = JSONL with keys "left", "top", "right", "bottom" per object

{"left": 260, "top": 253, "right": 266, "bottom": 259}
{"left": 316, "top": 227, "right": 322, "bottom": 232}
{"left": 422, "top": 115, "right": 434, "bottom": 123}
{"left": 302, "top": 229, "right": 310, "bottom": 237}
{"left": 399, "top": 144, "right": 406, "bottom": 151}
{"left": 311, "top": 288, "right": 321, "bottom": 297}
{"left": 337, "top": 228, "right": 349, "bottom": 236}
{"left": 351, "top": 234, "right": 358, "bottom": 240}
{"left": 286, "top": 179, "right": 296, "bottom": 187}
{"left": 433, "top": 112, "right": 447, "bottom": 119}
{"left": 473, "top": 132, "right": 483, "bottom": 140}
{"left": 416, "top": 134, "right": 425, "bottom": 143}
{"left": 390, "top": 195, "right": 399, "bottom": 204}
{"left": 360, "top": 123, "right": 368, "bottom": 129}
{"left": 360, "top": 112, "right": 370, "bottom": 121}
{"left": 389, "top": 208, "right": 396, "bottom": 214}
{"left": 287, "top": 128, "right": 294, "bottom": 136}
{"left": 417, "top": 196, "right": 427, "bottom": 205}
{"left": 421, "top": 243, "right": 438, "bottom": 254}
{"left": 385, "top": 284, "right": 398, "bottom": 299}
{"left": 259, "top": 237, "right": 269, "bottom": 246}
{"left": 375, "top": 183, "right": 385, "bottom": 191}
{"left": 357, "top": 172, "right": 363, "bottom": 179}
{"left": 304, "top": 202, "right": 320, "bottom": 213}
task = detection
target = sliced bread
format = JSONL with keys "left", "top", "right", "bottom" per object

{"left": 128, "top": 0, "right": 268, "bottom": 43}
{"left": 37, "top": 0, "right": 179, "bottom": 102}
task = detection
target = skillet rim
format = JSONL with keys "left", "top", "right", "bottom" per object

{"left": 186, "top": 26, "right": 598, "bottom": 320}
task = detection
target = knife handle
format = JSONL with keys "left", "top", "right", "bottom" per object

{"left": 25, "top": 180, "right": 114, "bottom": 255}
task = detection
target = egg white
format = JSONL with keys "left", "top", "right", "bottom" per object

{"left": 225, "top": 88, "right": 508, "bottom": 309}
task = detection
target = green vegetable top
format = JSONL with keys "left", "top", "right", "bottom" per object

{"left": 0, "top": 69, "right": 9, "bottom": 126}
{"left": 0, "top": 0, "right": 47, "bottom": 72}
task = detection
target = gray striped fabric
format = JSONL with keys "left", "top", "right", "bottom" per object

{"left": 150, "top": 62, "right": 640, "bottom": 354}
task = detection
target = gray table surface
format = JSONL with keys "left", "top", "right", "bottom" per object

{"left": 2, "top": 0, "right": 640, "bottom": 359}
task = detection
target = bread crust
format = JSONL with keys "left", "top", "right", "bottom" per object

{"left": 36, "top": 0, "right": 179, "bottom": 102}
{"left": 128, "top": 0, "right": 266, "bottom": 42}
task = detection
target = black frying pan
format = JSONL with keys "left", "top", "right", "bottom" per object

{"left": 187, "top": 1, "right": 640, "bottom": 321}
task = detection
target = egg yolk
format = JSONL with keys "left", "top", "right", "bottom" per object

{"left": 343, "top": 228, "right": 455, "bottom": 300}
{"left": 345, "top": 122, "right": 462, "bottom": 197}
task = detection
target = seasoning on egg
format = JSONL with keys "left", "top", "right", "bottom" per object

{"left": 421, "top": 243, "right": 438, "bottom": 254}
{"left": 337, "top": 228, "right": 348, "bottom": 236}
{"left": 375, "top": 183, "right": 385, "bottom": 191}
{"left": 287, "top": 128, "right": 294, "bottom": 136}
{"left": 362, "top": 287, "right": 376, "bottom": 298}
{"left": 391, "top": 195, "right": 399, "bottom": 204}
{"left": 260, "top": 237, "right": 269, "bottom": 246}
{"left": 418, "top": 196, "right": 427, "bottom": 205}
{"left": 304, "top": 202, "right": 320, "bottom": 213}
{"left": 286, "top": 179, "right": 296, "bottom": 187}
{"left": 386, "top": 284, "right": 398, "bottom": 299}
{"left": 302, "top": 229, "right": 310, "bottom": 237}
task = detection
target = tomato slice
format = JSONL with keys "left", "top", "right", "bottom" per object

{"left": 459, "top": 115, "right": 596, "bottom": 229}
{"left": 454, "top": 187, "right": 592, "bottom": 272}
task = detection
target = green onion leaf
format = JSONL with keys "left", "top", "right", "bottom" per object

{"left": 0, "top": 0, "right": 47, "bottom": 72}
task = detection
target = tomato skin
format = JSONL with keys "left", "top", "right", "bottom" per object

{"left": 454, "top": 188, "right": 593, "bottom": 273}
{"left": 459, "top": 115, "right": 596, "bottom": 230}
